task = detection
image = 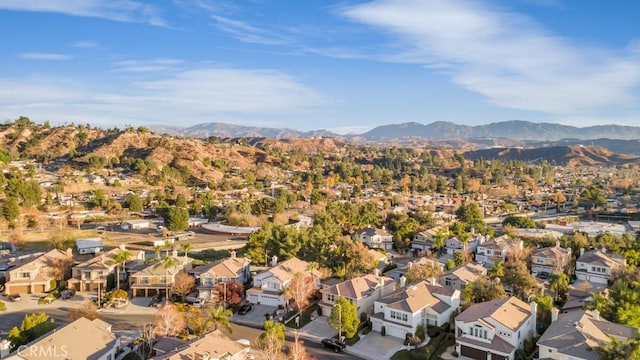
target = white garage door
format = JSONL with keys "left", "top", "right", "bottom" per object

{"left": 258, "top": 294, "right": 282, "bottom": 306}
{"left": 386, "top": 324, "right": 409, "bottom": 339}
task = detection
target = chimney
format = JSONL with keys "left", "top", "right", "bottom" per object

{"left": 172, "top": 249, "right": 178, "bottom": 258}
{"left": 551, "top": 308, "right": 559, "bottom": 323}
{"left": 428, "top": 277, "right": 436, "bottom": 286}
{"left": 530, "top": 301, "right": 538, "bottom": 337}
{"left": 65, "top": 248, "right": 73, "bottom": 257}
{"left": 230, "top": 250, "right": 236, "bottom": 258}
{"left": 379, "top": 276, "right": 386, "bottom": 296}
{"left": 119, "top": 243, "right": 126, "bottom": 251}
{"left": 400, "top": 275, "right": 407, "bottom": 288}
{"left": 593, "top": 309, "right": 600, "bottom": 320}
{"left": 601, "top": 247, "right": 607, "bottom": 254}
{"left": 555, "top": 241, "right": 560, "bottom": 248}
{"left": 579, "top": 248, "right": 585, "bottom": 257}
{"left": 407, "top": 261, "right": 413, "bottom": 270}
{"left": 374, "top": 268, "right": 380, "bottom": 277}
{"left": 272, "top": 255, "right": 278, "bottom": 266}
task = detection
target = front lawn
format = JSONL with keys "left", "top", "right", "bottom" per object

{"left": 285, "top": 303, "right": 320, "bottom": 329}
{"left": 391, "top": 324, "right": 455, "bottom": 360}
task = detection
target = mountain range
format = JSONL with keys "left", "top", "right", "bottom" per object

{"left": 150, "top": 120, "right": 640, "bottom": 142}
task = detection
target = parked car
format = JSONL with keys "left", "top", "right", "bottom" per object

{"left": 61, "top": 289, "right": 75, "bottom": 299}
{"left": 320, "top": 338, "right": 346, "bottom": 353}
{"left": 537, "top": 271, "right": 549, "bottom": 279}
{"left": 238, "top": 303, "right": 254, "bottom": 315}
{"left": 8, "top": 293, "right": 21, "bottom": 302}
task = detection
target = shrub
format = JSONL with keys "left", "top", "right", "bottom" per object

{"left": 415, "top": 324, "right": 426, "bottom": 342}
{"left": 49, "top": 279, "right": 57, "bottom": 290}
{"left": 0, "top": 300, "right": 6, "bottom": 311}
{"left": 382, "top": 262, "right": 398, "bottom": 273}
{"left": 110, "top": 289, "right": 128, "bottom": 300}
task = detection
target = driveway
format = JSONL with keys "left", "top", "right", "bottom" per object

{"left": 231, "top": 304, "right": 278, "bottom": 328}
{"left": 300, "top": 316, "right": 337, "bottom": 340}
{"left": 350, "top": 332, "right": 406, "bottom": 360}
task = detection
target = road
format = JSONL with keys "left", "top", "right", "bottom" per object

{"left": 0, "top": 308, "right": 361, "bottom": 360}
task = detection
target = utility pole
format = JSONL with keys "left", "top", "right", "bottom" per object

{"left": 335, "top": 303, "right": 342, "bottom": 342}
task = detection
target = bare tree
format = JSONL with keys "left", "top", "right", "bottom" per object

{"left": 49, "top": 256, "right": 73, "bottom": 281}
{"left": 171, "top": 272, "right": 195, "bottom": 299}
{"left": 68, "top": 301, "right": 98, "bottom": 321}
{"left": 154, "top": 303, "right": 186, "bottom": 337}
{"left": 284, "top": 272, "right": 316, "bottom": 327}
{"left": 136, "top": 323, "right": 155, "bottom": 360}
{"left": 288, "top": 331, "right": 316, "bottom": 360}
{"left": 8, "top": 228, "right": 25, "bottom": 247}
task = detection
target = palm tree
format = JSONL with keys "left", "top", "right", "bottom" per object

{"left": 180, "top": 242, "right": 193, "bottom": 259}
{"left": 154, "top": 255, "right": 180, "bottom": 303}
{"left": 153, "top": 245, "right": 162, "bottom": 260}
{"left": 111, "top": 249, "right": 132, "bottom": 290}
{"left": 305, "top": 261, "right": 319, "bottom": 288}
{"left": 549, "top": 273, "right": 569, "bottom": 303}
{"left": 488, "top": 259, "right": 505, "bottom": 280}
{"left": 163, "top": 239, "right": 174, "bottom": 257}
{"left": 205, "top": 305, "right": 233, "bottom": 333}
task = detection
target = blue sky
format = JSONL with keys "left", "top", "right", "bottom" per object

{"left": 1, "top": 0, "right": 640, "bottom": 134}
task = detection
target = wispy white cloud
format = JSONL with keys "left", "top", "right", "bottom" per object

{"left": 112, "top": 58, "right": 184, "bottom": 73}
{"left": 341, "top": 0, "right": 640, "bottom": 116}
{"left": 0, "top": 66, "right": 328, "bottom": 127}
{"left": 0, "top": 0, "right": 167, "bottom": 26}
{"left": 210, "top": 14, "right": 289, "bottom": 45}
{"left": 70, "top": 40, "right": 99, "bottom": 48}
{"left": 18, "top": 52, "right": 71, "bottom": 60}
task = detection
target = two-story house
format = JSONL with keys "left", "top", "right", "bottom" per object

{"left": 370, "top": 280, "right": 460, "bottom": 339}
{"left": 412, "top": 226, "right": 445, "bottom": 255}
{"left": 530, "top": 242, "right": 571, "bottom": 276}
{"left": 537, "top": 309, "right": 637, "bottom": 360}
{"left": 67, "top": 244, "right": 145, "bottom": 292}
{"left": 445, "top": 234, "right": 486, "bottom": 255}
{"left": 319, "top": 274, "right": 396, "bottom": 316}
{"left": 130, "top": 251, "right": 193, "bottom": 297}
{"left": 152, "top": 330, "right": 250, "bottom": 360}
{"left": 440, "top": 263, "right": 487, "bottom": 291}
{"left": 190, "top": 251, "right": 251, "bottom": 299}
{"left": 575, "top": 249, "right": 625, "bottom": 284}
{"left": 353, "top": 226, "right": 393, "bottom": 250}
{"left": 246, "top": 257, "right": 320, "bottom": 307}
{"left": 5, "top": 317, "right": 120, "bottom": 360}
{"left": 475, "top": 237, "right": 523, "bottom": 266}
{"left": 455, "top": 297, "right": 537, "bottom": 360}
{"left": 4, "top": 249, "right": 73, "bottom": 295}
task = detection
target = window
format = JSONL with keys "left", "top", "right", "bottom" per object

{"left": 160, "top": 276, "right": 166, "bottom": 283}
{"left": 21, "top": 272, "right": 30, "bottom": 278}
{"left": 389, "top": 311, "right": 408, "bottom": 322}
{"left": 141, "top": 277, "right": 148, "bottom": 284}
{"left": 327, "top": 294, "right": 335, "bottom": 302}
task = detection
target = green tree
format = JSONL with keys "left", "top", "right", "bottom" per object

{"left": 502, "top": 215, "right": 536, "bottom": 229}
{"left": 503, "top": 259, "right": 539, "bottom": 301}
{"left": 124, "top": 194, "right": 144, "bottom": 212}
{"left": 8, "top": 313, "right": 56, "bottom": 350}
{"left": 463, "top": 277, "right": 507, "bottom": 303}
{"left": 549, "top": 273, "right": 569, "bottom": 304}
{"left": 328, "top": 297, "right": 360, "bottom": 339}
{"left": 2, "top": 197, "right": 20, "bottom": 223}
{"left": 455, "top": 202, "right": 486, "bottom": 233}
{"left": 163, "top": 206, "right": 189, "bottom": 232}
{"left": 205, "top": 304, "right": 233, "bottom": 333}
{"left": 597, "top": 336, "right": 640, "bottom": 360}
{"left": 246, "top": 222, "right": 301, "bottom": 264}
{"left": 111, "top": 249, "right": 132, "bottom": 291}
{"left": 180, "top": 242, "right": 193, "bottom": 259}
{"left": 258, "top": 320, "right": 285, "bottom": 360}
{"left": 488, "top": 259, "right": 505, "bottom": 280}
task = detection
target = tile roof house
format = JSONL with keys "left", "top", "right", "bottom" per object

{"left": 530, "top": 242, "right": 571, "bottom": 276}
{"left": 68, "top": 244, "right": 145, "bottom": 292}
{"left": 4, "top": 249, "right": 73, "bottom": 295}
{"left": 440, "top": 263, "right": 487, "bottom": 291}
{"left": 537, "top": 309, "right": 638, "bottom": 360}
{"left": 575, "top": 249, "right": 625, "bottom": 284}
{"left": 6, "top": 317, "right": 120, "bottom": 360}
{"left": 130, "top": 251, "right": 193, "bottom": 297}
{"left": 353, "top": 226, "right": 393, "bottom": 250}
{"left": 190, "top": 250, "right": 251, "bottom": 299}
{"left": 412, "top": 226, "right": 446, "bottom": 254}
{"left": 455, "top": 297, "right": 537, "bottom": 360}
{"left": 370, "top": 280, "right": 460, "bottom": 339}
{"left": 475, "top": 236, "right": 523, "bottom": 266}
{"left": 246, "top": 257, "right": 321, "bottom": 307}
{"left": 445, "top": 234, "right": 486, "bottom": 256}
{"left": 319, "top": 274, "right": 396, "bottom": 316}
{"left": 152, "top": 330, "right": 251, "bottom": 360}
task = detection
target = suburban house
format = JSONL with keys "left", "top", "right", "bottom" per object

{"left": 475, "top": 237, "right": 524, "bottom": 266}
{"left": 130, "top": 251, "right": 193, "bottom": 297}
{"left": 319, "top": 273, "right": 396, "bottom": 316}
{"left": 68, "top": 245, "right": 145, "bottom": 292}
{"left": 75, "top": 238, "right": 104, "bottom": 255}
{"left": 385, "top": 256, "right": 442, "bottom": 282}
{"left": 455, "top": 297, "right": 537, "bottom": 360}
{"left": 3, "top": 249, "right": 72, "bottom": 295}
{"left": 353, "top": 226, "right": 393, "bottom": 250}
{"left": 440, "top": 263, "right": 487, "bottom": 291}
{"left": 5, "top": 317, "right": 120, "bottom": 360}
{"left": 412, "top": 226, "right": 445, "bottom": 254}
{"left": 575, "top": 249, "right": 625, "bottom": 284}
{"left": 445, "top": 234, "right": 486, "bottom": 255}
{"left": 246, "top": 257, "right": 321, "bottom": 307}
{"left": 152, "top": 330, "right": 251, "bottom": 360}
{"left": 537, "top": 309, "right": 638, "bottom": 360}
{"left": 190, "top": 251, "right": 251, "bottom": 299}
{"left": 120, "top": 219, "right": 151, "bottom": 230}
{"left": 370, "top": 280, "right": 460, "bottom": 339}
{"left": 530, "top": 242, "right": 571, "bottom": 276}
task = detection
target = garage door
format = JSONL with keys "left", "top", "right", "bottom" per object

{"left": 385, "top": 324, "right": 409, "bottom": 339}
{"left": 258, "top": 294, "right": 281, "bottom": 306}
{"left": 7, "top": 284, "right": 29, "bottom": 295}
{"left": 461, "top": 345, "right": 488, "bottom": 360}
{"left": 33, "top": 284, "right": 46, "bottom": 293}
